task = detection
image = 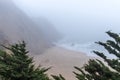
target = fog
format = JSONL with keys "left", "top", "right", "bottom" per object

{"left": 13, "top": 0, "right": 120, "bottom": 43}
{"left": 0, "top": 0, "right": 62, "bottom": 54}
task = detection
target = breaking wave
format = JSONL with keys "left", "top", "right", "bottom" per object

{"left": 54, "top": 38, "right": 117, "bottom": 59}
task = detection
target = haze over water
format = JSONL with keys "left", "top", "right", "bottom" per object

{"left": 13, "top": 0, "right": 120, "bottom": 57}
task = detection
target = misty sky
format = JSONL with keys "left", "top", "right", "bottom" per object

{"left": 13, "top": 0, "right": 120, "bottom": 42}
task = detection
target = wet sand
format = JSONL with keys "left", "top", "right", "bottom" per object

{"left": 34, "top": 47, "right": 94, "bottom": 80}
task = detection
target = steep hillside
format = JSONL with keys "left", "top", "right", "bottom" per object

{"left": 0, "top": 0, "right": 59, "bottom": 54}
{"left": 32, "top": 17, "right": 61, "bottom": 43}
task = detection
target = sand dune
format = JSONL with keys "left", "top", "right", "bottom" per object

{"left": 34, "top": 47, "right": 92, "bottom": 80}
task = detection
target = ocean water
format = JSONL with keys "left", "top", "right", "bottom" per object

{"left": 54, "top": 38, "right": 117, "bottom": 59}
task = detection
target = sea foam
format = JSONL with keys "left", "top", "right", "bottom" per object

{"left": 54, "top": 38, "right": 117, "bottom": 59}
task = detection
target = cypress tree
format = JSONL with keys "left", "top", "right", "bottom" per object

{"left": 74, "top": 31, "right": 120, "bottom": 80}
{"left": 0, "top": 41, "right": 50, "bottom": 80}
{"left": 1, "top": 31, "right": 120, "bottom": 80}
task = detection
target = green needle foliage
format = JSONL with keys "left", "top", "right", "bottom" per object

{"left": 0, "top": 31, "right": 120, "bottom": 80}
{"left": 52, "top": 74, "right": 65, "bottom": 80}
{"left": 0, "top": 41, "right": 50, "bottom": 80}
{"left": 74, "top": 31, "right": 120, "bottom": 80}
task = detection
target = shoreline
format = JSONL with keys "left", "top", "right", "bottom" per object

{"left": 34, "top": 47, "right": 96, "bottom": 80}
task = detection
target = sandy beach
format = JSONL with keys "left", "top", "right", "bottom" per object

{"left": 34, "top": 47, "right": 94, "bottom": 80}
